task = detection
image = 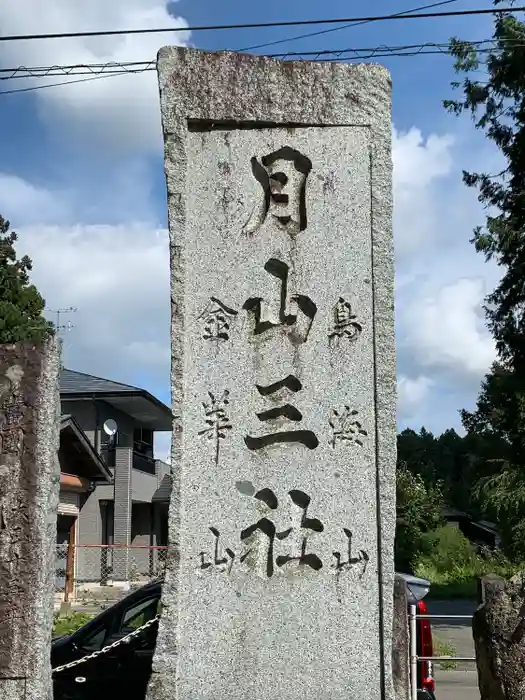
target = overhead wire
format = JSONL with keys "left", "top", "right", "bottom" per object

{"left": 267, "top": 36, "right": 525, "bottom": 59}
{"left": 1, "top": 35, "right": 525, "bottom": 85}
{"left": 0, "top": 61, "right": 156, "bottom": 81}
{"left": 0, "top": 42, "right": 516, "bottom": 95}
{"left": 232, "top": 0, "right": 463, "bottom": 54}
{"left": 0, "top": 71, "right": 138, "bottom": 96}
{"left": 0, "top": 6, "right": 523, "bottom": 43}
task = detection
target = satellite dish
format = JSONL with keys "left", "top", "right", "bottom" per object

{"left": 103, "top": 418, "right": 118, "bottom": 437}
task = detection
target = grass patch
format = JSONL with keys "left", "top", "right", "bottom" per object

{"left": 433, "top": 636, "right": 458, "bottom": 670}
{"left": 53, "top": 611, "right": 93, "bottom": 638}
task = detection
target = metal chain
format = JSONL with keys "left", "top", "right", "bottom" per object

{"left": 52, "top": 615, "right": 160, "bottom": 674}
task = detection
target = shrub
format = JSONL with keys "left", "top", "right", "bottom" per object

{"left": 418, "top": 525, "right": 479, "bottom": 575}
{"left": 413, "top": 524, "right": 520, "bottom": 597}
{"left": 53, "top": 611, "right": 93, "bottom": 638}
{"left": 395, "top": 465, "right": 444, "bottom": 572}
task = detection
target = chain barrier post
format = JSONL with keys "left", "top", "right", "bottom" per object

{"left": 52, "top": 615, "right": 161, "bottom": 675}
{"left": 409, "top": 604, "right": 417, "bottom": 700}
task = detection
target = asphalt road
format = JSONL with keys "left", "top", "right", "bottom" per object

{"left": 427, "top": 599, "right": 480, "bottom": 700}
{"left": 435, "top": 668, "right": 480, "bottom": 700}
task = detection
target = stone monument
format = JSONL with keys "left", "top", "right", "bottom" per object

{"left": 150, "top": 48, "right": 395, "bottom": 700}
{"left": 473, "top": 574, "right": 525, "bottom": 700}
{"left": 0, "top": 339, "right": 61, "bottom": 700}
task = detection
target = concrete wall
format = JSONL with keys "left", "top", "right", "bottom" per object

{"left": 0, "top": 339, "right": 60, "bottom": 700}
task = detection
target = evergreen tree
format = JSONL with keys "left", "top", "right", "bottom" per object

{"left": 445, "top": 3, "right": 525, "bottom": 557}
{"left": 0, "top": 215, "right": 54, "bottom": 343}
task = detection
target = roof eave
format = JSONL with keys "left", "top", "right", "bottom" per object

{"left": 61, "top": 389, "right": 172, "bottom": 421}
{"left": 60, "top": 416, "right": 113, "bottom": 483}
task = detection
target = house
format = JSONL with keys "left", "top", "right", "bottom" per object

{"left": 57, "top": 414, "right": 114, "bottom": 600}
{"left": 58, "top": 368, "right": 172, "bottom": 592}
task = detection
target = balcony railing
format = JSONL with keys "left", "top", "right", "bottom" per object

{"left": 133, "top": 450, "right": 156, "bottom": 475}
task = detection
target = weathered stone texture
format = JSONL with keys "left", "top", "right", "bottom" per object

{"left": 473, "top": 574, "right": 525, "bottom": 700}
{"left": 0, "top": 338, "right": 61, "bottom": 700}
{"left": 392, "top": 577, "right": 410, "bottom": 700}
{"left": 151, "top": 48, "right": 395, "bottom": 700}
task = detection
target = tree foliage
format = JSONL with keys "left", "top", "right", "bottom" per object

{"left": 395, "top": 463, "right": 444, "bottom": 572}
{"left": 443, "top": 4, "right": 525, "bottom": 558}
{"left": 444, "top": 8, "right": 525, "bottom": 377}
{"left": 0, "top": 215, "right": 53, "bottom": 343}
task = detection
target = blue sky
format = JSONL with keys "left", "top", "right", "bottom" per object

{"left": 0, "top": 0, "right": 505, "bottom": 459}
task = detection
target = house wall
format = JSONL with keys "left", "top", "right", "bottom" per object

{"left": 97, "top": 402, "right": 136, "bottom": 450}
{"left": 61, "top": 400, "right": 96, "bottom": 445}
{"left": 61, "top": 398, "right": 136, "bottom": 451}
{"left": 132, "top": 468, "right": 159, "bottom": 502}
{"left": 111, "top": 447, "right": 133, "bottom": 580}
{"left": 76, "top": 490, "right": 104, "bottom": 584}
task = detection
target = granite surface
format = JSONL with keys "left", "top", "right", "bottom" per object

{"left": 0, "top": 338, "right": 61, "bottom": 700}
{"left": 474, "top": 574, "right": 525, "bottom": 700}
{"left": 150, "top": 48, "right": 395, "bottom": 700}
{"left": 392, "top": 578, "right": 410, "bottom": 700}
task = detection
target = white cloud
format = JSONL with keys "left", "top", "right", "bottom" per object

{"left": 16, "top": 222, "right": 171, "bottom": 388}
{"left": 0, "top": 174, "right": 67, "bottom": 224}
{"left": 0, "top": 0, "right": 190, "bottom": 151}
{"left": 402, "top": 277, "right": 496, "bottom": 378}
{"left": 394, "top": 128, "right": 454, "bottom": 190}
{"left": 393, "top": 127, "right": 455, "bottom": 255}
{"left": 398, "top": 375, "right": 434, "bottom": 419}
{"left": 393, "top": 124, "right": 499, "bottom": 408}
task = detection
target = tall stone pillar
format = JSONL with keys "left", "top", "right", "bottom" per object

{"left": 0, "top": 338, "right": 60, "bottom": 700}
{"left": 150, "top": 48, "right": 395, "bottom": 700}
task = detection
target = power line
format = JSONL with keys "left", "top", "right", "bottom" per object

{"left": 325, "top": 45, "right": 519, "bottom": 60}
{"left": 0, "top": 6, "right": 523, "bottom": 43}
{"left": 268, "top": 37, "right": 524, "bottom": 59}
{"left": 0, "top": 61, "right": 155, "bottom": 81}
{"left": 0, "top": 71, "right": 138, "bottom": 95}
{"left": 1, "top": 36, "right": 524, "bottom": 84}
{"left": 0, "top": 44, "right": 514, "bottom": 96}
{"left": 233, "top": 0, "right": 462, "bottom": 53}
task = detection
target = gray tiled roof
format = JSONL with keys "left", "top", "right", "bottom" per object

{"left": 60, "top": 368, "right": 141, "bottom": 395}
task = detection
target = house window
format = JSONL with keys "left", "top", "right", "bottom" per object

{"left": 133, "top": 428, "right": 154, "bottom": 459}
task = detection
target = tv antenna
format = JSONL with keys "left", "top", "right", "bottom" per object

{"left": 49, "top": 306, "right": 77, "bottom": 335}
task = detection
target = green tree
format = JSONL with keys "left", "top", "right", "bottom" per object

{"left": 0, "top": 215, "right": 53, "bottom": 343}
{"left": 395, "top": 464, "right": 444, "bottom": 572}
{"left": 461, "top": 363, "right": 525, "bottom": 553}
{"left": 444, "top": 3, "right": 525, "bottom": 557}
{"left": 397, "top": 427, "right": 438, "bottom": 484}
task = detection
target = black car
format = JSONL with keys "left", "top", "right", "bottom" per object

{"left": 52, "top": 579, "right": 162, "bottom": 700}
{"left": 52, "top": 576, "right": 436, "bottom": 700}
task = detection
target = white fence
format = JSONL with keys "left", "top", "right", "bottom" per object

{"left": 408, "top": 604, "right": 476, "bottom": 700}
